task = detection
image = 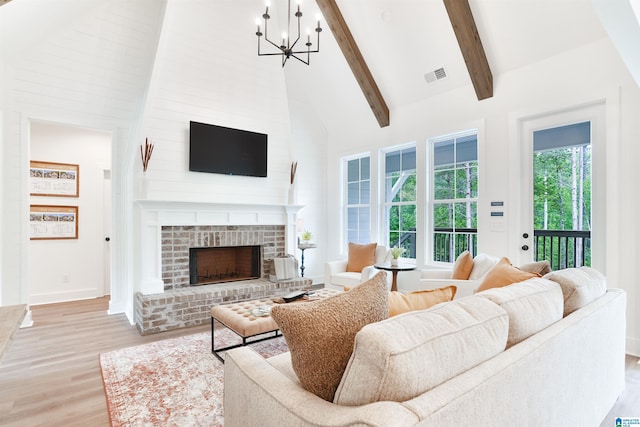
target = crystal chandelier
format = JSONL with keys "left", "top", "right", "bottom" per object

{"left": 255, "top": 0, "right": 322, "bottom": 67}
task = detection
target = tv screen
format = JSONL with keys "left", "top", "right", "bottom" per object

{"left": 189, "top": 121, "right": 267, "bottom": 177}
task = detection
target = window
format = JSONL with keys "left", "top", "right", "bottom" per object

{"left": 431, "top": 132, "right": 478, "bottom": 262}
{"left": 345, "top": 155, "right": 371, "bottom": 245}
{"left": 384, "top": 146, "right": 416, "bottom": 258}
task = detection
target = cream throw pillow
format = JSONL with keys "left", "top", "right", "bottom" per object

{"left": 451, "top": 250, "right": 474, "bottom": 280}
{"left": 270, "top": 271, "right": 389, "bottom": 401}
{"left": 388, "top": 286, "right": 457, "bottom": 317}
{"left": 544, "top": 267, "right": 607, "bottom": 316}
{"left": 346, "top": 242, "right": 377, "bottom": 272}
{"left": 475, "top": 257, "right": 540, "bottom": 293}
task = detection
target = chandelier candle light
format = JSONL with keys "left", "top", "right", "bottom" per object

{"left": 256, "top": 0, "right": 322, "bottom": 66}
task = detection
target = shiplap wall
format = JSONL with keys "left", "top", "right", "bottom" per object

{"left": 1, "top": 1, "right": 166, "bottom": 309}
{"left": 138, "top": 1, "right": 294, "bottom": 205}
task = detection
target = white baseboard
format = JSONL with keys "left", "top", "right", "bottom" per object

{"left": 626, "top": 337, "right": 640, "bottom": 357}
{"left": 28, "top": 289, "right": 98, "bottom": 306}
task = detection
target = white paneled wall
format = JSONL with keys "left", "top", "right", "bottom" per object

{"left": 138, "top": 1, "right": 294, "bottom": 205}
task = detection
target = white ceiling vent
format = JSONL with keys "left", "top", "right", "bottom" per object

{"left": 424, "top": 67, "right": 448, "bottom": 84}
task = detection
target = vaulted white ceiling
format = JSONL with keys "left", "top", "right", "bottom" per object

{"left": 1, "top": 0, "right": 637, "bottom": 132}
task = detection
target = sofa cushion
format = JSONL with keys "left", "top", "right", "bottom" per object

{"left": 468, "top": 253, "right": 499, "bottom": 280}
{"left": 330, "top": 272, "right": 362, "bottom": 288}
{"left": 346, "top": 242, "right": 377, "bottom": 272}
{"left": 475, "top": 257, "right": 540, "bottom": 292}
{"left": 270, "top": 271, "right": 389, "bottom": 402}
{"left": 451, "top": 251, "right": 473, "bottom": 280}
{"left": 388, "top": 286, "right": 457, "bottom": 317}
{"left": 544, "top": 267, "right": 607, "bottom": 316}
{"left": 477, "top": 278, "right": 563, "bottom": 347}
{"left": 333, "top": 296, "right": 508, "bottom": 406}
{"left": 519, "top": 260, "right": 552, "bottom": 276}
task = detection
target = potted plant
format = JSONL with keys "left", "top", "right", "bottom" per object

{"left": 301, "top": 230, "right": 312, "bottom": 243}
{"left": 390, "top": 246, "right": 405, "bottom": 266}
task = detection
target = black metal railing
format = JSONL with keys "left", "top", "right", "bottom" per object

{"left": 533, "top": 229, "right": 591, "bottom": 270}
{"left": 433, "top": 228, "right": 478, "bottom": 263}
{"left": 431, "top": 228, "right": 590, "bottom": 270}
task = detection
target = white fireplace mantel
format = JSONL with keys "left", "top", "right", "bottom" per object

{"left": 136, "top": 201, "right": 304, "bottom": 295}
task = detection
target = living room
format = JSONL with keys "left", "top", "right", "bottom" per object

{"left": 1, "top": 0, "right": 640, "bottom": 424}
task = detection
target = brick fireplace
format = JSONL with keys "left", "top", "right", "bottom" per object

{"left": 133, "top": 202, "right": 309, "bottom": 335}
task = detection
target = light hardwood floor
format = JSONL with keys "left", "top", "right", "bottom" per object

{"left": 0, "top": 297, "right": 208, "bottom": 427}
{"left": 0, "top": 297, "right": 638, "bottom": 426}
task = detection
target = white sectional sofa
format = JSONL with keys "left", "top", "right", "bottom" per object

{"left": 224, "top": 267, "right": 626, "bottom": 427}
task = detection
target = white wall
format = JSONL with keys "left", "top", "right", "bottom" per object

{"left": 323, "top": 38, "right": 640, "bottom": 355}
{"left": 29, "top": 121, "right": 111, "bottom": 304}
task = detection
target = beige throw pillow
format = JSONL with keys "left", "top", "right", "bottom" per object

{"left": 346, "top": 242, "right": 377, "bottom": 272}
{"left": 388, "top": 286, "right": 457, "bottom": 317}
{"left": 451, "top": 250, "right": 473, "bottom": 279}
{"left": 270, "top": 271, "right": 389, "bottom": 401}
{"left": 475, "top": 257, "right": 540, "bottom": 293}
{"left": 544, "top": 267, "right": 607, "bottom": 316}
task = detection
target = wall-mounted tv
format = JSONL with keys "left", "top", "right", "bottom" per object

{"left": 189, "top": 121, "right": 267, "bottom": 177}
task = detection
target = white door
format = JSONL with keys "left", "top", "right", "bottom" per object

{"left": 511, "top": 102, "right": 606, "bottom": 269}
{"left": 103, "top": 169, "right": 111, "bottom": 296}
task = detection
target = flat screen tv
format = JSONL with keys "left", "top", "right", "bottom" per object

{"left": 189, "top": 121, "right": 267, "bottom": 177}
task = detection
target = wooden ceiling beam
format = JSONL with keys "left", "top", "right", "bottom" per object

{"left": 443, "top": 0, "right": 493, "bottom": 100}
{"left": 316, "top": 0, "right": 390, "bottom": 128}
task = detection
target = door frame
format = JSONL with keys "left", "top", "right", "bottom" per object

{"left": 508, "top": 100, "right": 607, "bottom": 269}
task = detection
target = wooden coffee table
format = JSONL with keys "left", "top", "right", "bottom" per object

{"left": 210, "top": 288, "right": 340, "bottom": 362}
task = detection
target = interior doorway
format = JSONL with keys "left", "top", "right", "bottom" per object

{"left": 28, "top": 121, "right": 112, "bottom": 305}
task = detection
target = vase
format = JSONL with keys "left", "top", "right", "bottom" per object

{"left": 391, "top": 258, "right": 398, "bottom": 266}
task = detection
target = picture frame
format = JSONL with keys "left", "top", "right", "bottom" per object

{"left": 29, "top": 205, "right": 79, "bottom": 240}
{"left": 30, "top": 161, "right": 79, "bottom": 197}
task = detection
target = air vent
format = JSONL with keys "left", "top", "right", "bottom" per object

{"left": 424, "top": 67, "right": 448, "bottom": 84}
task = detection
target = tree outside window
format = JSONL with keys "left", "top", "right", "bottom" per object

{"left": 384, "top": 146, "right": 416, "bottom": 258}
{"left": 432, "top": 132, "right": 478, "bottom": 262}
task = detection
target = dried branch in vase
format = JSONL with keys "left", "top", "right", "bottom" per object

{"left": 141, "top": 138, "right": 154, "bottom": 172}
{"left": 290, "top": 161, "right": 298, "bottom": 185}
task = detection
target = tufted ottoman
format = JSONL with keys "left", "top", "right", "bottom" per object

{"left": 210, "top": 289, "right": 340, "bottom": 362}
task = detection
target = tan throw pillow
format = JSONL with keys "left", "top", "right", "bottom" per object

{"left": 475, "top": 257, "right": 540, "bottom": 293}
{"left": 346, "top": 242, "right": 377, "bottom": 272}
{"left": 270, "top": 271, "right": 389, "bottom": 402}
{"left": 451, "top": 250, "right": 473, "bottom": 279}
{"left": 388, "top": 286, "right": 457, "bottom": 317}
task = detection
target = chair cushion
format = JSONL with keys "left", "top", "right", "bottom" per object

{"left": 468, "top": 253, "right": 499, "bottom": 280}
{"left": 330, "top": 272, "right": 362, "bottom": 287}
{"left": 451, "top": 250, "right": 474, "bottom": 280}
{"left": 477, "top": 277, "right": 563, "bottom": 347}
{"left": 346, "top": 242, "right": 377, "bottom": 273}
{"left": 333, "top": 296, "right": 508, "bottom": 406}
{"left": 475, "top": 257, "right": 540, "bottom": 292}
{"left": 544, "top": 267, "right": 607, "bottom": 316}
{"left": 270, "top": 271, "right": 389, "bottom": 402}
{"left": 388, "top": 286, "right": 457, "bottom": 317}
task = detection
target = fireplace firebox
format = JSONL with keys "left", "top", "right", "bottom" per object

{"left": 189, "top": 245, "right": 261, "bottom": 286}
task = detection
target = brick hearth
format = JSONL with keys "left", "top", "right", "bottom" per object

{"left": 134, "top": 224, "right": 311, "bottom": 334}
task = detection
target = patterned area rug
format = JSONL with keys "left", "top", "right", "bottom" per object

{"left": 99, "top": 329, "right": 288, "bottom": 427}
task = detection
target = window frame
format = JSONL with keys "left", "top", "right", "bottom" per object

{"left": 381, "top": 143, "right": 418, "bottom": 261}
{"left": 427, "top": 130, "right": 479, "bottom": 264}
{"left": 342, "top": 153, "right": 372, "bottom": 251}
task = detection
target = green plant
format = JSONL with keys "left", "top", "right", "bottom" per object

{"left": 301, "top": 230, "right": 312, "bottom": 241}
{"left": 390, "top": 246, "right": 405, "bottom": 259}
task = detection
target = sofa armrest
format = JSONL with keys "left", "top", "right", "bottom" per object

{"left": 326, "top": 260, "right": 348, "bottom": 275}
{"left": 224, "top": 347, "right": 419, "bottom": 427}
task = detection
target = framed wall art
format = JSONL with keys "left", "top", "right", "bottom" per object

{"left": 30, "top": 161, "right": 79, "bottom": 197}
{"left": 29, "top": 205, "right": 78, "bottom": 240}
